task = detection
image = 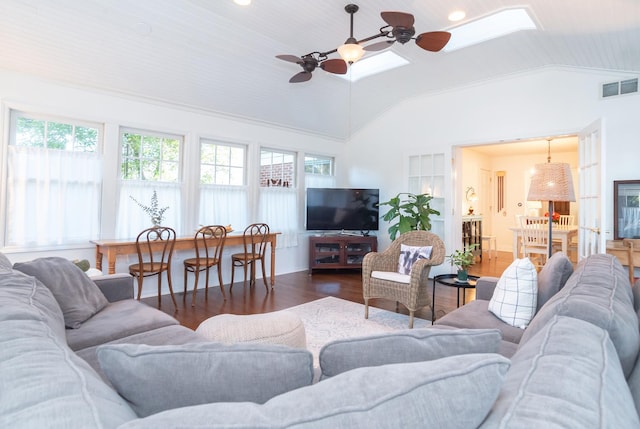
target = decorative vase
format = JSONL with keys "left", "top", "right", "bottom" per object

{"left": 457, "top": 269, "right": 468, "bottom": 282}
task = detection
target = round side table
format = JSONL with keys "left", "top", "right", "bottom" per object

{"left": 431, "top": 274, "right": 480, "bottom": 322}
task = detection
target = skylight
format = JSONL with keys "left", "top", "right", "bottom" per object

{"left": 337, "top": 51, "right": 410, "bottom": 82}
{"left": 444, "top": 8, "right": 537, "bottom": 52}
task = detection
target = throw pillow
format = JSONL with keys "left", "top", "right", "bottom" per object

{"left": 488, "top": 257, "right": 538, "bottom": 329}
{"left": 397, "top": 244, "right": 432, "bottom": 275}
{"left": 319, "top": 328, "right": 501, "bottom": 379}
{"left": 535, "top": 251, "right": 573, "bottom": 311}
{"left": 97, "top": 342, "right": 314, "bottom": 417}
{"left": 114, "top": 354, "right": 510, "bottom": 428}
{"left": 13, "top": 257, "right": 108, "bottom": 329}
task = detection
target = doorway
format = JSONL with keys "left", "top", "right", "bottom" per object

{"left": 457, "top": 135, "right": 580, "bottom": 260}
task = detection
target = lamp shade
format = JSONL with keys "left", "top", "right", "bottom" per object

{"left": 527, "top": 162, "right": 576, "bottom": 202}
{"left": 338, "top": 39, "right": 364, "bottom": 64}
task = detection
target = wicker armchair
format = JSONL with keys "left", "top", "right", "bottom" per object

{"left": 362, "top": 230, "right": 445, "bottom": 328}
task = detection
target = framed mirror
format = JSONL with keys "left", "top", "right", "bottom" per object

{"left": 614, "top": 180, "right": 640, "bottom": 240}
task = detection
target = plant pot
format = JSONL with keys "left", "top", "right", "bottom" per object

{"left": 457, "top": 269, "right": 468, "bottom": 282}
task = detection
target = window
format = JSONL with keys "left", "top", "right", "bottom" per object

{"left": 3, "top": 111, "right": 102, "bottom": 247}
{"left": 121, "top": 131, "right": 180, "bottom": 182}
{"left": 199, "top": 139, "right": 248, "bottom": 228}
{"left": 260, "top": 149, "right": 295, "bottom": 187}
{"left": 200, "top": 140, "right": 245, "bottom": 185}
{"left": 304, "top": 154, "right": 336, "bottom": 189}
{"left": 258, "top": 148, "right": 297, "bottom": 247}
{"left": 116, "top": 129, "right": 183, "bottom": 238}
{"left": 304, "top": 154, "right": 334, "bottom": 176}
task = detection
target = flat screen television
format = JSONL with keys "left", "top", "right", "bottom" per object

{"left": 306, "top": 188, "right": 379, "bottom": 233}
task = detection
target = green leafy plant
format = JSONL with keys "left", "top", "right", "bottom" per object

{"left": 130, "top": 190, "right": 169, "bottom": 227}
{"left": 378, "top": 193, "right": 441, "bottom": 240}
{"left": 446, "top": 244, "right": 478, "bottom": 271}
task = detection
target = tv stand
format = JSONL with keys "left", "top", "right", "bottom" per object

{"left": 309, "top": 235, "right": 377, "bottom": 273}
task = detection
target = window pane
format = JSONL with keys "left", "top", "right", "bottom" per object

{"left": 200, "top": 140, "right": 246, "bottom": 186}
{"left": 260, "top": 148, "right": 295, "bottom": 187}
{"left": 121, "top": 130, "right": 181, "bottom": 183}
{"left": 15, "top": 117, "right": 45, "bottom": 147}
{"left": 75, "top": 126, "right": 98, "bottom": 151}
{"left": 46, "top": 122, "right": 72, "bottom": 150}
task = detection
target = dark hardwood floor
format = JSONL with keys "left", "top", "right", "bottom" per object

{"left": 143, "top": 250, "right": 515, "bottom": 331}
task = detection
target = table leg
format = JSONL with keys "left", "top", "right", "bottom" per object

{"left": 269, "top": 239, "right": 276, "bottom": 286}
{"left": 512, "top": 232, "right": 519, "bottom": 259}
{"left": 456, "top": 286, "right": 461, "bottom": 308}
{"left": 95, "top": 246, "right": 103, "bottom": 271}
{"left": 107, "top": 251, "right": 117, "bottom": 275}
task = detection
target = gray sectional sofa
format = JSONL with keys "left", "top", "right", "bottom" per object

{"left": 1, "top": 250, "right": 640, "bottom": 428}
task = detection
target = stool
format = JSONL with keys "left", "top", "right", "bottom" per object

{"left": 196, "top": 310, "right": 307, "bottom": 349}
{"left": 481, "top": 236, "right": 497, "bottom": 259}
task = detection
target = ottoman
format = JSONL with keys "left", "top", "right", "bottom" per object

{"left": 196, "top": 310, "right": 307, "bottom": 349}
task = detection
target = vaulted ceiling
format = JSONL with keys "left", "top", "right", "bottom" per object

{"left": 1, "top": 0, "right": 639, "bottom": 140}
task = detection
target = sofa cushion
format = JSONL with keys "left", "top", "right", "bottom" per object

{"left": 397, "top": 244, "right": 432, "bottom": 275}
{"left": 118, "top": 354, "right": 510, "bottom": 429}
{"left": 0, "top": 251, "right": 12, "bottom": 271}
{"left": 0, "top": 269, "right": 66, "bottom": 340}
{"left": 66, "top": 299, "right": 179, "bottom": 351}
{"left": 521, "top": 254, "right": 640, "bottom": 378}
{"left": 0, "top": 320, "right": 136, "bottom": 428}
{"left": 97, "top": 342, "right": 315, "bottom": 417}
{"left": 488, "top": 257, "right": 538, "bottom": 328}
{"left": 434, "top": 299, "right": 526, "bottom": 344}
{"left": 13, "top": 257, "right": 108, "bottom": 328}
{"left": 536, "top": 251, "right": 574, "bottom": 311}
{"left": 319, "top": 327, "right": 501, "bottom": 379}
{"left": 480, "top": 315, "right": 640, "bottom": 428}
{"left": 76, "top": 325, "right": 208, "bottom": 384}
{"left": 626, "top": 281, "right": 640, "bottom": 415}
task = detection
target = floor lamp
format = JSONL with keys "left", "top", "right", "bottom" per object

{"left": 527, "top": 144, "right": 576, "bottom": 258}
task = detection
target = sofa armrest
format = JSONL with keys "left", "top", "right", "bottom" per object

{"left": 92, "top": 273, "right": 134, "bottom": 302}
{"left": 475, "top": 276, "right": 499, "bottom": 300}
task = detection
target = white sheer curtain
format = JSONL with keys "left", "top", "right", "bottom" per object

{"left": 199, "top": 185, "right": 248, "bottom": 230}
{"left": 6, "top": 146, "right": 102, "bottom": 247}
{"left": 116, "top": 181, "right": 182, "bottom": 239}
{"left": 305, "top": 174, "right": 336, "bottom": 190}
{"left": 258, "top": 187, "right": 298, "bottom": 248}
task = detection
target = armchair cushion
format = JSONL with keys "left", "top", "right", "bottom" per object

{"left": 371, "top": 271, "right": 410, "bottom": 284}
{"left": 13, "top": 257, "right": 108, "bottom": 329}
{"left": 488, "top": 258, "right": 538, "bottom": 329}
{"left": 397, "top": 244, "right": 432, "bottom": 275}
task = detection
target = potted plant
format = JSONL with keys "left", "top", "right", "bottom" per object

{"left": 130, "top": 190, "right": 169, "bottom": 227}
{"left": 378, "top": 193, "right": 441, "bottom": 240}
{"left": 446, "top": 244, "right": 478, "bottom": 281}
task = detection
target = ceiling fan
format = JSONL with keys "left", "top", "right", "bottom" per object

{"left": 276, "top": 4, "right": 451, "bottom": 83}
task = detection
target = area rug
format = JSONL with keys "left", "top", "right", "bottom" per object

{"left": 286, "top": 296, "right": 431, "bottom": 365}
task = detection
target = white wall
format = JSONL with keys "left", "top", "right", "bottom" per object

{"left": 0, "top": 70, "right": 346, "bottom": 296}
{"left": 346, "top": 67, "right": 640, "bottom": 275}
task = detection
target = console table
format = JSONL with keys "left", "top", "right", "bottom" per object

{"left": 308, "top": 235, "right": 377, "bottom": 273}
{"left": 91, "top": 232, "right": 279, "bottom": 285}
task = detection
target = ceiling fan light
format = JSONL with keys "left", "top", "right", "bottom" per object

{"left": 338, "top": 39, "right": 365, "bottom": 65}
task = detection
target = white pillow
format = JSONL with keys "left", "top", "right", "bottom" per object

{"left": 488, "top": 258, "right": 538, "bottom": 329}
{"left": 397, "top": 244, "right": 432, "bottom": 275}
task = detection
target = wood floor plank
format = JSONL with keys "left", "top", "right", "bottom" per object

{"left": 143, "top": 250, "right": 515, "bottom": 330}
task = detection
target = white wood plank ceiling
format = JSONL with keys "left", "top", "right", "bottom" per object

{"left": 0, "top": 0, "right": 638, "bottom": 140}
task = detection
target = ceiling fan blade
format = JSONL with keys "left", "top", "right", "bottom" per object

{"left": 415, "top": 31, "right": 451, "bottom": 52}
{"left": 380, "top": 11, "right": 414, "bottom": 28}
{"left": 276, "top": 54, "right": 303, "bottom": 63}
{"left": 365, "top": 40, "right": 395, "bottom": 52}
{"left": 320, "top": 58, "right": 347, "bottom": 75}
{"left": 289, "top": 71, "right": 312, "bottom": 83}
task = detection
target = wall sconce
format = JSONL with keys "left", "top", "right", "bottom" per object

{"left": 466, "top": 186, "right": 479, "bottom": 215}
